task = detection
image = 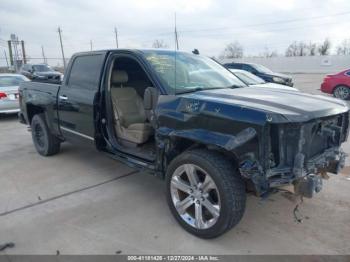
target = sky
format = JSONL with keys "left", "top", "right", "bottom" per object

{"left": 0, "top": 0, "right": 350, "bottom": 66}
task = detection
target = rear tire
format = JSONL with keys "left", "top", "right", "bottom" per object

{"left": 31, "top": 114, "right": 61, "bottom": 156}
{"left": 333, "top": 85, "right": 350, "bottom": 100}
{"left": 166, "top": 149, "right": 246, "bottom": 239}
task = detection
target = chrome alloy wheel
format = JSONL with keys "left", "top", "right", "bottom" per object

{"left": 170, "top": 164, "right": 221, "bottom": 229}
{"left": 334, "top": 86, "right": 350, "bottom": 99}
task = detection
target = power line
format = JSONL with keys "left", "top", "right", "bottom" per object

{"left": 3, "top": 50, "right": 9, "bottom": 67}
{"left": 177, "top": 10, "right": 350, "bottom": 34}
{"left": 179, "top": 20, "right": 350, "bottom": 39}
{"left": 0, "top": 57, "right": 69, "bottom": 60}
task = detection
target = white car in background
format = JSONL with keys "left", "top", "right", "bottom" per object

{"left": 0, "top": 74, "right": 30, "bottom": 114}
{"left": 229, "top": 69, "right": 298, "bottom": 91}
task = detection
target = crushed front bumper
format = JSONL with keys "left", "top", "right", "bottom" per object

{"left": 240, "top": 146, "right": 347, "bottom": 198}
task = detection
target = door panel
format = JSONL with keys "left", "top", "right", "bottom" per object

{"left": 58, "top": 54, "right": 105, "bottom": 142}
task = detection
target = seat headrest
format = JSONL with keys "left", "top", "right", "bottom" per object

{"left": 112, "top": 70, "right": 128, "bottom": 84}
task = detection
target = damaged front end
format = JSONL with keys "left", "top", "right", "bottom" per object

{"left": 240, "top": 111, "right": 349, "bottom": 198}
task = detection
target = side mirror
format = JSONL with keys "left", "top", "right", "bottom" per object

{"left": 144, "top": 87, "right": 157, "bottom": 110}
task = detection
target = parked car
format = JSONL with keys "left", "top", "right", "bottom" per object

{"left": 0, "top": 74, "right": 29, "bottom": 114}
{"left": 229, "top": 69, "right": 298, "bottom": 91}
{"left": 20, "top": 63, "right": 62, "bottom": 83}
{"left": 19, "top": 49, "right": 349, "bottom": 238}
{"left": 224, "top": 62, "right": 294, "bottom": 87}
{"left": 321, "top": 69, "right": 350, "bottom": 100}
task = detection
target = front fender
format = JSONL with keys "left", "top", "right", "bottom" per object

{"left": 158, "top": 127, "right": 257, "bottom": 152}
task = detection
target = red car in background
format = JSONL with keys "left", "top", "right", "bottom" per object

{"left": 321, "top": 69, "right": 350, "bottom": 100}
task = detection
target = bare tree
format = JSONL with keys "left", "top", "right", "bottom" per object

{"left": 152, "top": 39, "right": 169, "bottom": 49}
{"left": 297, "top": 42, "right": 308, "bottom": 56}
{"left": 262, "top": 47, "right": 278, "bottom": 58}
{"left": 285, "top": 41, "right": 309, "bottom": 56}
{"left": 222, "top": 42, "right": 244, "bottom": 59}
{"left": 306, "top": 42, "right": 317, "bottom": 56}
{"left": 318, "top": 38, "right": 331, "bottom": 56}
{"left": 336, "top": 39, "right": 350, "bottom": 55}
{"left": 285, "top": 41, "right": 299, "bottom": 57}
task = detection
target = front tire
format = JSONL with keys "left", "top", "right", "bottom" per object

{"left": 31, "top": 114, "right": 61, "bottom": 156}
{"left": 333, "top": 85, "right": 350, "bottom": 100}
{"left": 166, "top": 149, "right": 246, "bottom": 239}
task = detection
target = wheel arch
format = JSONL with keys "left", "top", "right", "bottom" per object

{"left": 26, "top": 104, "right": 61, "bottom": 137}
{"left": 168, "top": 136, "right": 240, "bottom": 164}
{"left": 26, "top": 104, "right": 45, "bottom": 124}
{"left": 162, "top": 128, "right": 257, "bottom": 177}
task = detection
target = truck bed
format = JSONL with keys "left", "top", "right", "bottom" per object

{"left": 19, "top": 81, "right": 61, "bottom": 136}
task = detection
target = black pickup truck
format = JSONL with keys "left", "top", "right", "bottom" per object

{"left": 19, "top": 49, "right": 349, "bottom": 238}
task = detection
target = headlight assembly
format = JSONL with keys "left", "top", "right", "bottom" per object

{"left": 272, "top": 77, "right": 285, "bottom": 83}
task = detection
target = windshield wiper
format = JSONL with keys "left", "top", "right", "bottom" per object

{"left": 176, "top": 87, "right": 226, "bottom": 95}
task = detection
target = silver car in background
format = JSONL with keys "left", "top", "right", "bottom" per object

{"left": 229, "top": 69, "right": 298, "bottom": 91}
{"left": 0, "top": 74, "right": 29, "bottom": 114}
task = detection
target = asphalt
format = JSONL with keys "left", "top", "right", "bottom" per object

{"left": 0, "top": 74, "right": 349, "bottom": 254}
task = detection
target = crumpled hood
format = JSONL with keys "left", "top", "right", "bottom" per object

{"left": 184, "top": 87, "right": 349, "bottom": 123}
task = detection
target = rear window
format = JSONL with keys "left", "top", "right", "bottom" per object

{"left": 0, "top": 75, "right": 29, "bottom": 87}
{"left": 68, "top": 54, "right": 104, "bottom": 90}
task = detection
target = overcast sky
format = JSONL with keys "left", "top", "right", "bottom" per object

{"left": 0, "top": 0, "right": 350, "bottom": 66}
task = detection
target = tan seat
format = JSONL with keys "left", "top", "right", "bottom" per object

{"left": 110, "top": 70, "right": 153, "bottom": 144}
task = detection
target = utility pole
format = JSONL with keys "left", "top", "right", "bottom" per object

{"left": 174, "top": 13, "right": 179, "bottom": 50}
{"left": 90, "top": 40, "right": 93, "bottom": 51}
{"left": 7, "top": 40, "right": 13, "bottom": 66}
{"left": 41, "top": 45, "right": 47, "bottom": 64}
{"left": 21, "top": 40, "right": 26, "bottom": 64}
{"left": 10, "top": 34, "right": 19, "bottom": 72}
{"left": 57, "top": 27, "right": 66, "bottom": 69}
{"left": 114, "top": 27, "right": 119, "bottom": 48}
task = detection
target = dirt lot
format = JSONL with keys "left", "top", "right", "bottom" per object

{"left": 0, "top": 74, "right": 349, "bottom": 254}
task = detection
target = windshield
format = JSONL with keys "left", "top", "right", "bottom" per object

{"left": 233, "top": 71, "right": 266, "bottom": 85}
{"left": 33, "top": 64, "right": 53, "bottom": 72}
{"left": 143, "top": 51, "right": 246, "bottom": 94}
{"left": 252, "top": 64, "right": 273, "bottom": 74}
{"left": 0, "top": 75, "right": 29, "bottom": 87}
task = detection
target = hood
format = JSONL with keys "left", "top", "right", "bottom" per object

{"left": 260, "top": 72, "right": 291, "bottom": 79}
{"left": 184, "top": 87, "right": 349, "bottom": 123}
{"left": 250, "top": 83, "right": 298, "bottom": 91}
{"left": 34, "top": 71, "right": 62, "bottom": 77}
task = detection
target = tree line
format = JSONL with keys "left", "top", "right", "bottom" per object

{"left": 150, "top": 38, "right": 350, "bottom": 58}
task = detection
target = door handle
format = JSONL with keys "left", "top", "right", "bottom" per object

{"left": 59, "top": 95, "right": 68, "bottom": 101}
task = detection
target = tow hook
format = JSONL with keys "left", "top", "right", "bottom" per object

{"left": 294, "top": 175, "right": 322, "bottom": 198}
